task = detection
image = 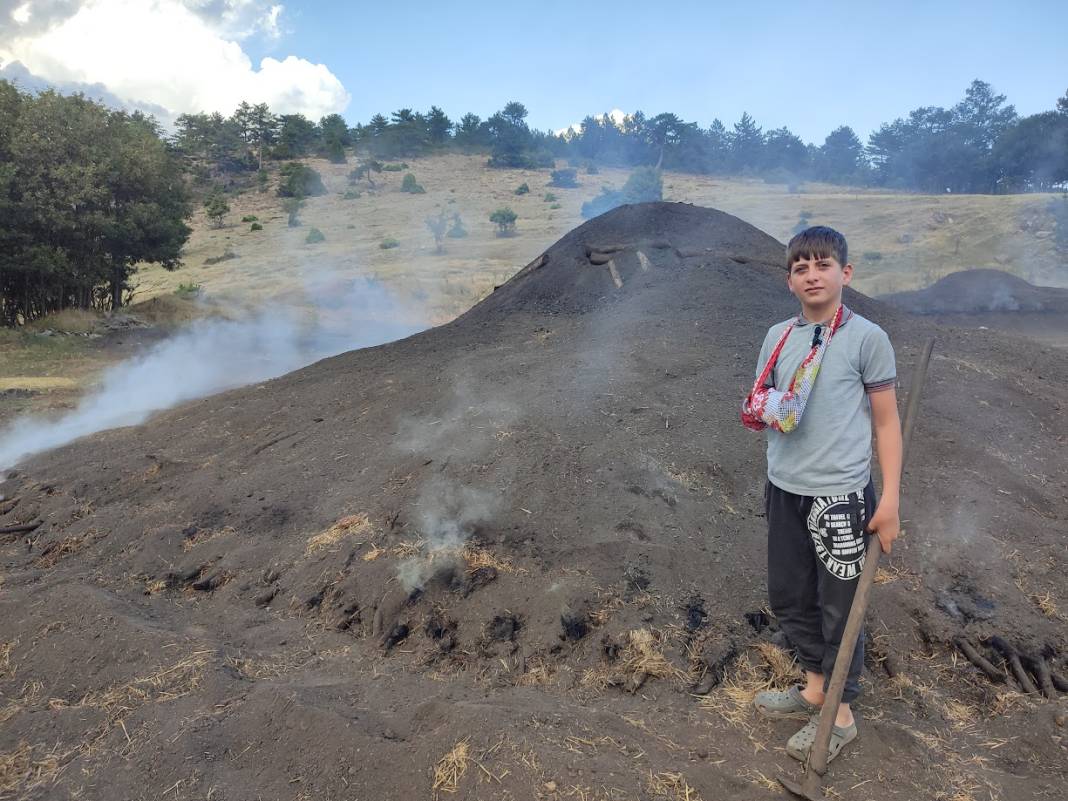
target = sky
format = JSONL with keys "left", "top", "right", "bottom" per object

{"left": 1, "top": 0, "right": 1066, "bottom": 144}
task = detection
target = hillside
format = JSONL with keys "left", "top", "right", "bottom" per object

{"left": 143, "top": 153, "right": 1068, "bottom": 318}
{"left": 2, "top": 154, "right": 1064, "bottom": 426}
{"left": 1, "top": 203, "right": 1065, "bottom": 800}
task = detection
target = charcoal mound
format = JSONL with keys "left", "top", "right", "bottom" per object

{"left": 1, "top": 203, "right": 1065, "bottom": 800}
{"left": 881, "top": 268, "right": 1068, "bottom": 314}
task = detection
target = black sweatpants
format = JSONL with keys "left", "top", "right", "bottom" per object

{"left": 765, "top": 479, "right": 876, "bottom": 704}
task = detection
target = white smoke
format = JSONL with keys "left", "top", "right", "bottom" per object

{"left": 396, "top": 479, "right": 500, "bottom": 595}
{"left": 0, "top": 274, "right": 424, "bottom": 470}
{"left": 392, "top": 382, "right": 516, "bottom": 594}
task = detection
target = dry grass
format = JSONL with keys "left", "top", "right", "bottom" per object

{"left": 739, "top": 768, "right": 780, "bottom": 792}
{"left": 699, "top": 643, "right": 797, "bottom": 727}
{"left": 620, "top": 629, "right": 684, "bottom": 682}
{"left": 0, "top": 641, "right": 13, "bottom": 679}
{"left": 581, "top": 628, "right": 684, "bottom": 691}
{"left": 226, "top": 648, "right": 318, "bottom": 681}
{"left": 33, "top": 528, "right": 105, "bottom": 568}
{"left": 875, "top": 563, "right": 922, "bottom": 588}
{"left": 463, "top": 545, "right": 526, "bottom": 575}
{"left": 515, "top": 657, "right": 556, "bottom": 687}
{"left": 362, "top": 542, "right": 386, "bottom": 561}
{"left": 306, "top": 513, "right": 372, "bottom": 554}
{"left": 391, "top": 539, "right": 426, "bottom": 559}
{"left": 0, "top": 742, "right": 62, "bottom": 797}
{"left": 941, "top": 699, "right": 978, "bottom": 730}
{"left": 50, "top": 651, "right": 212, "bottom": 715}
{"left": 24, "top": 308, "right": 101, "bottom": 335}
{"left": 1026, "top": 589, "right": 1062, "bottom": 620}
{"left": 0, "top": 681, "right": 43, "bottom": 724}
{"left": 645, "top": 770, "right": 703, "bottom": 801}
{"left": 432, "top": 739, "right": 470, "bottom": 795}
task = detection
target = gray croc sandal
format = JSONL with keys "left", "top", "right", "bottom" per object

{"left": 753, "top": 685, "right": 820, "bottom": 720}
{"left": 786, "top": 715, "right": 858, "bottom": 763}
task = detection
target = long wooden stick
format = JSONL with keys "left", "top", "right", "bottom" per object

{"left": 808, "top": 338, "right": 935, "bottom": 777}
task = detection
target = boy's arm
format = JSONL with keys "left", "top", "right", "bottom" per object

{"left": 867, "top": 388, "right": 902, "bottom": 553}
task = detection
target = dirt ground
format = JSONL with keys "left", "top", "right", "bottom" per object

{"left": 1, "top": 203, "right": 1066, "bottom": 801}
{"left": 881, "top": 269, "right": 1068, "bottom": 350}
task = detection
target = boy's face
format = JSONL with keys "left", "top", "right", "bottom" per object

{"left": 787, "top": 254, "right": 853, "bottom": 312}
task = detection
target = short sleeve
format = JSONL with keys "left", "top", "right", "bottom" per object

{"left": 860, "top": 326, "right": 896, "bottom": 393}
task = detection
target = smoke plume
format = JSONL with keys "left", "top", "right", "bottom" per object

{"left": 0, "top": 274, "right": 423, "bottom": 470}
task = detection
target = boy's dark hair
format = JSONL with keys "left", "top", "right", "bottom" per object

{"left": 786, "top": 226, "right": 848, "bottom": 272}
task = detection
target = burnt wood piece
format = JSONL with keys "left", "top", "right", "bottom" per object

{"left": 0, "top": 521, "right": 41, "bottom": 535}
{"left": 954, "top": 636, "right": 1006, "bottom": 683}
{"left": 988, "top": 636, "right": 1039, "bottom": 694}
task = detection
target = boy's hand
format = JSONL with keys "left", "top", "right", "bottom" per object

{"left": 867, "top": 502, "right": 900, "bottom": 554}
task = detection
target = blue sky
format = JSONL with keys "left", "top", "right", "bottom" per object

{"left": 257, "top": 0, "right": 1067, "bottom": 143}
{"left": 2, "top": 0, "right": 1064, "bottom": 143}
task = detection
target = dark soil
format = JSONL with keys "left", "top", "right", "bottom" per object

{"left": 1, "top": 203, "right": 1066, "bottom": 801}
{"left": 882, "top": 269, "right": 1068, "bottom": 350}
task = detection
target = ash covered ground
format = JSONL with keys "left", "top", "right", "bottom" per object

{"left": 1, "top": 203, "right": 1066, "bottom": 800}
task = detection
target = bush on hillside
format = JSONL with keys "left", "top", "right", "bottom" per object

{"left": 550, "top": 168, "right": 579, "bottom": 188}
{"left": 277, "top": 162, "right": 326, "bottom": 198}
{"left": 490, "top": 207, "right": 518, "bottom": 236}
{"left": 580, "top": 166, "right": 662, "bottom": 218}
{"left": 401, "top": 173, "right": 426, "bottom": 194}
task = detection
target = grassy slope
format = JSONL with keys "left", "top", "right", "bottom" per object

{"left": 137, "top": 153, "right": 1068, "bottom": 319}
{"left": 2, "top": 153, "right": 1064, "bottom": 418}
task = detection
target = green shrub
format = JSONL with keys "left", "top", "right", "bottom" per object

{"left": 550, "top": 168, "right": 578, "bottom": 188}
{"left": 515, "top": 182, "right": 530, "bottom": 195}
{"left": 401, "top": 173, "right": 426, "bottom": 194}
{"left": 240, "top": 214, "right": 258, "bottom": 223}
{"left": 380, "top": 237, "right": 400, "bottom": 249}
{"left": 343, "top": 190, "right": 362, "bottom": 200}
{"left": 277, "top": 162, "right": 326, "bottom": 198}
{"left": 543, "top": 192, "right": 557, "bottom": 202}
{"left": 549, "top": 203, "right": 561, "bottom": 209}
{"left": 447, "top": 213, "right": 467, "bottom": 238}
{"left": 250, "top": 222, "right": 263, "bottom": 231}
{"left": 382, "top": 162, "right": 408, "bottom": 171}
{"left": 257, "top": 169, "right": 269, "bottom": 192}
{"left": 204, "top": 192, "right": 229, "bottom": 228}
{"left": 490, "top": 207, "right": 518, "bottom": 236}
{"left": 175, "top": 282, "right": 201, "bottom": 296}
{"left": 585, "top": 163, "right": 599, "bottom": 175}
{"left": 305, "top": 227, "right": 325, "bottom": 244}
{"left": 580, "top": 166, "right": 662, "bottom": 218}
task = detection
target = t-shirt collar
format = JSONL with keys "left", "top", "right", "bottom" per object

{"left": 795, "top": 304, "right": 853, "bottom": 328}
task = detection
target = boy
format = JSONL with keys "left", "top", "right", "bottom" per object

{"left": 741, "top": 226, "right": 902, "bottom": 763}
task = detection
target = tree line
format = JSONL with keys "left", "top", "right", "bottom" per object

{"left": 174, "top": 81, "right": 1067, "bottom": 194}
{"left": 0, "top": 83, "right": 190, "bottom": 325}
{"left": 1, "top": 77, "right": 1065, "bottom": 325}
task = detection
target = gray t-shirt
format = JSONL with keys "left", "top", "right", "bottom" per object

{"left": 755, "top": 308, "right": 896, "bottom": 497}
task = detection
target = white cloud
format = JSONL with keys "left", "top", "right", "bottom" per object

{"left": 0, "top": 0, "right": 348, "bottom": 121}
{"left": 554, "top": 108, "right": 628, "bottom": 138}
{"left": 11, "top": 2, "right": 31, "bottom": 23}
